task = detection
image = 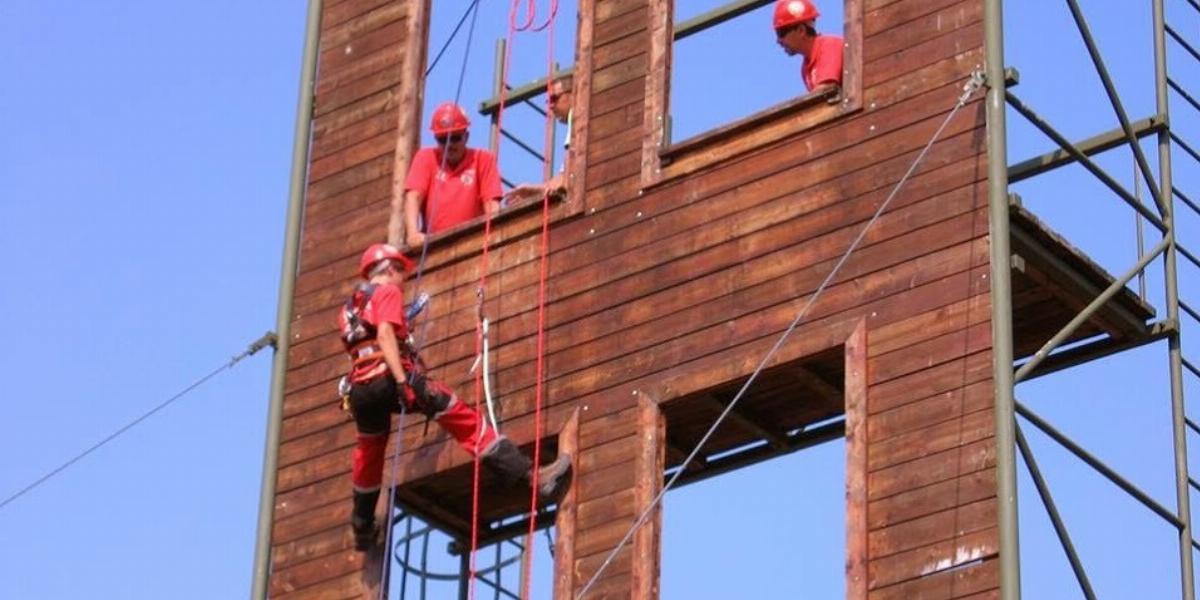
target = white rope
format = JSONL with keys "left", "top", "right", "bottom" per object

{"left": 470, "top": 317, "right": 502, "bottom": 437}
{"left": 575, "top": 71, "right": 986, "bottom": 599}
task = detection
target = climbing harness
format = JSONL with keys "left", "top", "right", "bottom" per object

{"left": 336, "top": 289, "right": 430, "bottom": 417}
{"left": 575, "top": 70, "right": 989, "bottom": 600}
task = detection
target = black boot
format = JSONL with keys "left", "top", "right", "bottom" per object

{"left": 481, "top": 437, "right": 573, "bottom": 502}
{"left": 533, "top": 452, "right": 573, "bottom": 503}
{"left": 351, "top": 490, "right": 381, "bottom": 552}
{"left": 481, "top": 437, "right": 533, "bottom": 487}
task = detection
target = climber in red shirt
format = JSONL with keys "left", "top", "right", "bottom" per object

{"left": 340, "top": 243, "right": 571, "bottom": 551}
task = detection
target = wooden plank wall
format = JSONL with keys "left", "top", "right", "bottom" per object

{"left": 268, "top": 0, "right": 418, "bottom": 597}
{"left": 563, "top": 0, "right": 999, "bottom": 597}
{"left": 267, "top": 0, "right": 1000, "bottom": 598}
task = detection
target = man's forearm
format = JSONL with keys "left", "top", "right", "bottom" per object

{"left": 404, "top": 191, "right": 423, "bottom": 237}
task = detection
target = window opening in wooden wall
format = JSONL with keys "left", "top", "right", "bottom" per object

{"left": 669, "top": 0, "right": 847, "bottom": 144}
{"left": 658, "top": 350, "right": 857, "bottom": 598}
{"left": 407, "top": 1, "right": 578, "bottom": 247}
{"left": 662, "top": 438, "right": 847, "bottom": 598}
{"left": 643, "top": 0, "right": 862, "bottom": 184}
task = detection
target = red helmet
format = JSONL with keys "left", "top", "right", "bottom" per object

{"left": 773, "top": 0, "right": 819, "bottom": 30}
{"left": 429, "top": 102, "right": 470, "bottom": 135}
{"left": 359, "top": 243, "right": 414, "bottom": 278}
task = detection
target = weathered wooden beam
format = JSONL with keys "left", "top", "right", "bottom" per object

{"left": 553, "top": 409, "right": 581, "bottom": 599}
{"left": 633, "top": 396, "right": 664, "bottom": 599}
{"left": 664, "top": 431, "right": 708, "bottom": 473}
{"left": 1010, "top": 220, "right": 1150, "bottom": 337}
{"left": 844, "top": 322, "right": 868, "bottom": 599}
{"left": 792, "top": 366, "right": 842, "bottom": 406}
{"left": 393, "top": 486, "right": 472, "bottom": 542}
{"left": 706, "top": 393, "right": 789, "bottom": 451}
{"left": 670, "top": 420, "right": 845, "bottom": 491}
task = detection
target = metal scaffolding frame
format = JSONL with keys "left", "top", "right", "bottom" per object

{"left": 387, "top": 508, "right": 555, "bottom": 600}
{"left": 986, "top": 0, "right": 1200, "bottom": 597}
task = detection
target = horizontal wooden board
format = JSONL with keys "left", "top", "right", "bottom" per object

{"left": 867, "top": 527, "right": 998, "bottom": 590}
{"left": 868, "top": 557, "right": 996, "bottom": 600}
{"left": 312, "top": 108, "right": 398, "bottom": 162}
{"left": 865, "top": 0, "right": 968, "bottom": 36}
{"left": 868, "top": 377, "right": 992, "bottom": 445}
{"left": 318, "top": 17, "right": 405, "bottom": 77}
{"left": 866, "top": 1, "right": 981, "bottom": 63}
{"left": 321, "top": 2, "right": 406, "bottom": 50}
{"left": 868, "top": 438, "right": 995, "bottom": 502}
{"left": 868, "top": 497, "right": 996, "bottom": 559}
{"left": 322, "top": 0, "right": 393, "bottom": 31}
{"left": 869, "top": 468, "right": 995, "bottom": 532}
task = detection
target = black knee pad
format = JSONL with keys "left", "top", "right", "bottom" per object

{"left": 410, "top": 373, "right": 453, "bottom": 414}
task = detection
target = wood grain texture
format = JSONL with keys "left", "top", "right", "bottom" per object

{"left": 264, "top": 1, "right": 1040, "bottom": 597}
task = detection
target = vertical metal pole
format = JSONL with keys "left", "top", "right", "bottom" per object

{"left": 249, "top": 0, "right": 322, "bottom": 597}
{"left": 401, "top": 516, "right": 414, "bottom": 599}
{"left": 489, "top": 38, "right": 506, "bottom": 156}
{"left": 544, "top": 63, "right": 559, "bottom": 181}
{"left": 1154, "top": 1, "right": 1196, "bottom": 597}
{"left": 458, "top": 550, "right": 471, "bottom": 600}
{"left": 517, "top": 539, "right": 530, "bottom": 599}
{"left": 1136, "top": 160, "right": 1147, "bottom": 301}
{"left": 984, "top": 0, "right": 1021, "bottom": 597}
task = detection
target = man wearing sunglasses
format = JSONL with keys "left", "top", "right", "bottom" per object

{"left": 403, "top": 102, "right": 503, "bottom": 248}
{"left": 504, "top": 73, "right": 573, "bottom": 203}
{"left": 773, "top": 0, "right": 843, "bottom": 94}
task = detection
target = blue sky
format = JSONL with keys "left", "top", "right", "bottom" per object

{"left": 2, "top": 0, "right": 1200, "bottom": 598}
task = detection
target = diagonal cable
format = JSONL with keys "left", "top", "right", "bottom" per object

{"left": 0, "top": 332, "right": 276, "bottom": 512}
{"left": 425, "top": 0, "right": 485, "bottom": 78}
{"left": 576, "top": 72, "right": 986, "bottom": 599}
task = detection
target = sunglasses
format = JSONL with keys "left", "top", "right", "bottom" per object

{"left": 549, "top": 91, "right": 570, "bottom": 104}
{"left": 435, "top": 133, "right": 466, "bottom": 145}
{"left": 775, "top": 25, "right": 802, "bottom": 39}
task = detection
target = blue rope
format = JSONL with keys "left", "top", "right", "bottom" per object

{"left": 381, "top": 1, "right": 484, "bottom": 596}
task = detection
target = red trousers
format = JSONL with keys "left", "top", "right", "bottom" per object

{"left": 349, "top": 373, "right": 497, "bottom": 492}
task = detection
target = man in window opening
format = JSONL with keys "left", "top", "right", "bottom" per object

{"left": 773, "top": 0, "right": 844, "bottom": 93}
{"left": 504, "top": 72, "right": 573, "bottom": 203}
{"left": 341, "top": 243, "right": 573, "bottom": 551}
{"left": 403, "top": 102, "right": 503, "bottom": 248}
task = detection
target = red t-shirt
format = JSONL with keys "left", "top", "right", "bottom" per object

{"left": 346, "top": 283, "right": 407, "bottom": 383}
{"left": 404, "top": 147, "right": 503, "bottom": 234}
{"left": 803, "top": 34, "right": 844, "bottom": 92}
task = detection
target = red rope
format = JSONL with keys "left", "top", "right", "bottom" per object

{"left": 467, "top": 0, "right": 523, "bottom": 595}
{"left": 467, "top": 209, "right": 494, "bottom": 600}
{"left": 468, "top": 2, "right": 559, "bottom": 597}
{"left": 519, "top": 1, "right": 558, "bottom": 598}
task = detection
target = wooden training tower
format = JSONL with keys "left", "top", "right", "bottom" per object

{"left": 262, "top": 0, "right": 1155, "bottom": 597}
